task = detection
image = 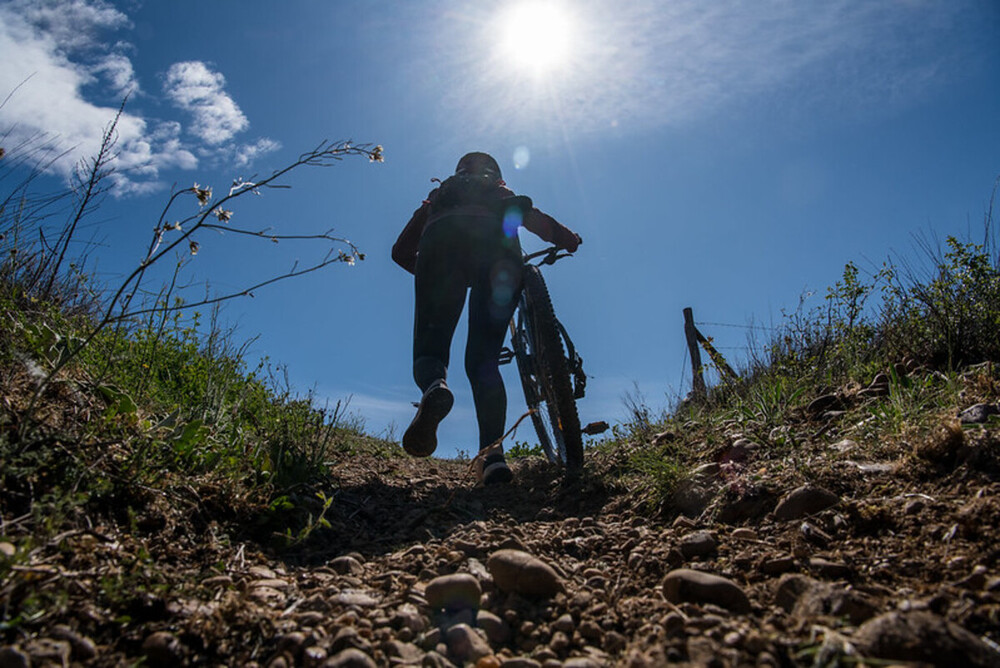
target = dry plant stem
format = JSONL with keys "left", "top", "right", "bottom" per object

{"left": 442, "top": 409, "right": 536, "bottom": 508}
{"left": 18, "top": 139, "right": 382, "bottom": 440}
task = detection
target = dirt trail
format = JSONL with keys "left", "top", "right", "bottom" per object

{"left": 3, "top": 433, "right": 1000, "bottom": 667}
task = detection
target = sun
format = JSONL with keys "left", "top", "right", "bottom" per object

{"left": 498, "top": 2, "right": 576, "bottom": 76}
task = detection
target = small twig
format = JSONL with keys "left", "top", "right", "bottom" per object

{"left": 442, "top": 409, "right": 535, "bottom": 509}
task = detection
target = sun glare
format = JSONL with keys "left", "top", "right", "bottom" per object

{"left": 498, "top": 2, "right": 575, "bottom": 76}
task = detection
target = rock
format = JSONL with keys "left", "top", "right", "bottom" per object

{"left": 445, "top": 624, "right": 492, "bottom": 664}
{"left": 0, "top": 646, "right": 30, "bottom": 668}
{"left": 808, "top": 557, "right": 852, "bottom": 579}
{"left": 661, "top": 569, "right": 751, "bottom": 614}
{"left": 808, "top": 394, "right": 845, "bottom": 415}
{"left": 303, "top": 646, "right": 328, "bottom": 667}
{"left": 421, "top": 650, "right": 455, "bottom": 668}
{"left": 51, "top": 625, "right": 97, "bottom": 660}
{"left": 761, "top": 555, "right": 796, "bottom": 575}
{"left": 142, "top": 631, "right": 184, "bottom": 668}
{"left": 252, "top": 578, "right": 291, "bottom": 590}
{"left": 392, "top": 603, "right": 427, "bottom": 633}
{"left": 0, "top": 543, "right": 14, "bottom": 558}
{"left": 425, "top": 573, "right": 482, "bottom": 611}
{"left": 604, "top": 630, "right": 628, "bottom": 654}
{"left": 477, "top": 610, "right": 510, "bottom": 644}
{"left": 563, "top": 657, "right": 603, "bottom": 668}
{"left": 552, "top": 613, "right": 575, "bottom": 634}
{"left": 774, "top": 485, "right": 840, "bottom": 521}
{"left": 334, "top": 590, "right": 379, "bottom": 608}
{"left": 500, "top": 659, "right": 541, "bottom": 668}
{"left": 24, "top": 638, "right": 71, "bottom": 667}
{"left": 774, "top": 574, "right": 876, "bottom": 624}
{"left": 549, "top": 631, "right": 570, "bottom": 652}
{"left": 853, "top": 611, "right": 1000, "bottom": 667}
{"left": 731, "top": 528, "right": 758, "bottom": 541}
{"left": 679, "top": 531, "right": 717, "bottom": 558}
{"left": 382, "top": 640, "right": 423, "bottom": 664}
{"left": 577, "top": 620, "right": 603, "bottom": 641}
{"left": 321, "top": 648, "right": 377, "bottom": 668}
{"left": 330, "top": 556, "right": 364, "bottom": 575}
{"left": 959, "top": 403, "right": 1000, "bottom": 425}
{"left": 330, "top": 627, "right": 372, "bottom": 654}
{"left": 487, "top": 550, "right": 563, "bottom": 599}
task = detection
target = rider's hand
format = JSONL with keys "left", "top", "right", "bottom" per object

{"left": 560, "top": 232, "right": 582, "bottom": 253}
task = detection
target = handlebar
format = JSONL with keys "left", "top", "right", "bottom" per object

{"left": 524, "top": 246, "right": 573, "bottom": 266}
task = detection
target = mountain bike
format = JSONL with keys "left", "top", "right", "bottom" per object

{"left": 499, "top": 247, "right": 587, "bottom": 472}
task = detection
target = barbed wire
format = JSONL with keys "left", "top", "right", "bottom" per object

{"left": 695, "top": 320, "right": 779, "bottom": 332}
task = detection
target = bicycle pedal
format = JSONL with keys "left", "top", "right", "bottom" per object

{"left": 498, "top": 347, "right": 515, "bottom": 365}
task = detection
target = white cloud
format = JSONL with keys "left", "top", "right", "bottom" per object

{"left": 233, "top": 137, "right": 282, "bottom": 168}
{"left": 164, "top": 61, "right": 249, "bottom": 146}
{"left": 0, "top": 0, "right": 277, "bottom": 195}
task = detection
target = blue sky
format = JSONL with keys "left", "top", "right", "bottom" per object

{"left": 2, "top": 0, "right": 998, "bottom": 458}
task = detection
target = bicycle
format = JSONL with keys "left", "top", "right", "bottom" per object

{"left": 499, "top": 246, "right": 588, "bottom": 472}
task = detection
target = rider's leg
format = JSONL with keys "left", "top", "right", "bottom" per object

{"left": 465, "top": 251, "right": 523, "bottom": 450}
{"left": 412, "top": 219, "right": 468, "bottom": 391}
{"left": 404, "top": 219, "right": 468, "bottom": 456}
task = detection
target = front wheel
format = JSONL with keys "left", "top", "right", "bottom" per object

{"left": 513, "top": 265, "right": 583, "bottom": 471}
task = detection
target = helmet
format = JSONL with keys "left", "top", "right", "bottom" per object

{"left": 455, "top": 152, "right": 502, "bottom": 181}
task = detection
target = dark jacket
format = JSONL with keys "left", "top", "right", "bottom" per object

{"left": 392, "top": 182, "right": 579, "bottom": 274}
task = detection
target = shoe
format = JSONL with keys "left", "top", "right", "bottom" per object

{"left": 402, "top": 379, "right": 453, "bottom": 457}
{"left": 476, "top": 443, "right": 514, "bottom": 485}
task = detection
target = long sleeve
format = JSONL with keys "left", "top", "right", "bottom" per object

{"left": 392, "top": 201, "right": 430, "bottom": 274}
{"left": 522, "top": 207, "right": 580, "bottom": 252}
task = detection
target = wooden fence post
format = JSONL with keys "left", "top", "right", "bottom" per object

{"left": 683, "top": 307, "right": 707, "bottom": 398}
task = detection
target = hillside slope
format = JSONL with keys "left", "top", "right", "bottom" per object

{"left": 2, "top": 363, "right": 999, "bottom": 667}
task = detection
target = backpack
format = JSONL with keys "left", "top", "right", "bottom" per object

{"left": 430, "top": 174, "right": 504, "bottom": 214}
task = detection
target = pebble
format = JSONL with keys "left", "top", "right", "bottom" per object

{"left": 774, "top": 485, "right": 840, "bottom": 520}
{"left": 853, "top": 611, "right": 1000, "bottom": 667}
{"left": 334, "top": 590, "right": 379, "bottom": 608}
{"left": 330, "top": 556, "right": 364, "bottom": 575}
{"left": 142, "top": 631, "right": 184, "bottom": 668}
{"left": 51, "top": 625, "right": 97, "bottom": 660}
{"left": 552, "top": 613, "right": 575, "bottom": 634}
{"left": 662, "top": 568, "right": 751, "bottom": 614}
{"left": 425, "top": 573, "right": 482, "bottom": 611}
{"left": 445, "top": 623, "right": 492, "bottom": 664}
{"left": 487, "top": 550, "right": 563, "bottom": 599}
{"left": 477, "top": 610, "right": 510, "bottom": 644}
{"left": 959, "top": 403, "right": 1000, "bottom": 424}
{"left": 0, "top": 646, "right": 29, "bottom": 668}
{"left": 321, "top": 648, "right": 377, "bottom": 668}
{"left": 679, "top": 531, "right": 717, "bottom": 559}
{"left": 809, "top": 557, "right": 852, "bottom": 579}
{"left": 761, "top": 555, "right": 796, "bottom": 575}
{"left": 500, "top": 659, "right": 541, "bottom": 668}
{"left": 731, "top": 528, "right": 758, "bottom": 541}
{"left": 0, "top": 543, "right": 14, "bottom": 558}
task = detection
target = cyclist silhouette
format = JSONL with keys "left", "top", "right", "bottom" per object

{"left": 392, "top": 152, "right": 580, "bottom": 484}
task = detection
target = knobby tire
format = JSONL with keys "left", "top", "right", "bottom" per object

{"left": 515, "top": 264, "right": 583, "bottom": 471}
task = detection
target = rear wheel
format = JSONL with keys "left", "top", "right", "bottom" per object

{"left": 512, "top": 265, "right": 583, "bottom": 471}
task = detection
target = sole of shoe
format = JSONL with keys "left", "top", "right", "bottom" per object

{"left": 402, "top": 384, "right": 453, "bottom": 457}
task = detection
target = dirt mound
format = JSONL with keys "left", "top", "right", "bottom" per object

{"left": 3, "top": 422, "right": 999, "bottom": 667}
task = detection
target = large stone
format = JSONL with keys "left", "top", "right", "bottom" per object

{"left": 487, "top": 550, "right": 563, "bottom": 599}
{"left": 661, "top": 569, "right": 751, "bottom": 614}
{"left": 774, "top": 485, "right": 840, "bottom": 521}
{"left": 853, "top": 611, "right": 1000, "bottom": 668}
{"left": 425, "top": 573, "right": 482, "bottom": 612}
